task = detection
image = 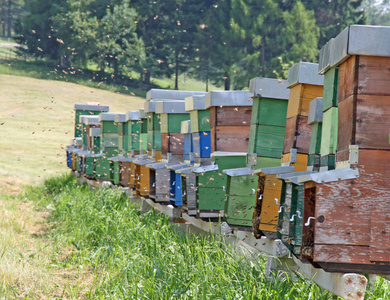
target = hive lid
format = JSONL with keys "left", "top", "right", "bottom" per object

{"left": 205, "top": 91, "right": 252, "bottom": 108}
{"left": 249, "top": 78, "right": 290, "bottom": 100}
{"left": 155, "top": 101, "right": 187, "bottom": 114}
{"left": 113, "top": 113, "right": 126, "bottom": 123}
{"left": 308, "top": 97, "right": 323, "bottom": 125}
{"left": 139, "top": 108, "right": 147, "bottom": 119}
{"left": 74, "top": 104, "right": 109, "bottom": 111}
{"left": 83, "top": 115, "right": 100, "bottom": 125}
{"left": 89, "top": 127, "right": 101, "bottom": 137}
{"left": 146, "top": 89, "right": 207, "bottom": 101}
{"left": 99, "top": 112, "right": 121, "bottom": 121}
{"left": 126, "top": 110, "right": 140, "bottom": 121}
{"left": 287, "top": 62, "right": 324, "bottom": 88}
{"left": 320, "top": 25, "right": 390, "bottom": 73}
{"left": 185, "top": 95, "right": 206, "bottom": 111}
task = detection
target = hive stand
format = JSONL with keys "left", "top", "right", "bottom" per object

{"left": 223, "top": 78, "right": 290, "bottom": 232}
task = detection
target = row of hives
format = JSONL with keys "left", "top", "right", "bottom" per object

{"left": 66, "top": 25, "right": 390, "bottom": 279}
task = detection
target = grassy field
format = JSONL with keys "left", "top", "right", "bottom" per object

{"left": 0, "top": 74, "right": 145, "bottom": 188}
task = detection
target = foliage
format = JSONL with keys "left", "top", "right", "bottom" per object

{"left": 21, "top": 173, "right": 339, "bottom": 299}
{"left": 11, "top": 0, "right": 370, "bottom": 90}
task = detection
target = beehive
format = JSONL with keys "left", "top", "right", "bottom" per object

{"left": 73, "top": 104, "right": 109, "bottom": 138}
{"left": 94, "top": 113, "right": 123, "bottom": 181}
{"left": 186, "top": 95, "right": 211, "bottom": 164}
{"left": 224, "top": 78, "right": 290, "bottom": 230}
{"left": 311, "top": 25, "right": 390, "bottom": 274}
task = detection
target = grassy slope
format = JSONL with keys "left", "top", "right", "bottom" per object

{"left": 0, "top": 74, "right": 145, "bottom": 187}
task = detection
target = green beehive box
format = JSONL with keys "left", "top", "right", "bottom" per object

{"left": 190, "top": 110, "right": 210, "bottom": 133}
{"left": 224, "top": 174, "right": 258, "bottom": 227}
{"left": 158, "top": 101, "right": 189, "bottom": 134}
{"left": 74, "top": 104, "right": 109, "bottom": 138}
{"left": 248, "top": 124, "right": 286, "bottom": 158}
{"left": 320, "top": 107, "right": 338, "bottom": 156}
{"left": 322, "top": 67, "right": 339, "bottom": 112}
{"left": 195, "top": 153, "right": 247, "bottom": 215}
{"left": 288, "top": 183, "right": 305, "bottom": 255}
{"left": 125, "top": 111, "right": 143, "bottom": 153}
{"left": 309, "top": 123, "right": 322, "bottom": 155}
{"left": 251, "top": 98, "right": 288, "bottom": 127}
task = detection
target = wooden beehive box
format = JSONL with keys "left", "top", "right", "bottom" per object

{"left": 185, "top": 95, "right": 211, "bottom": 162}
{"left": 307, "top": 98, "right": 323, "bottom": 172}
{"left": 205, "top": 91, "right": 252, "bottom": 153}
{"left": 74, "top": 104, "right": 109, "bottom": 138}
{"left": 224, "top": 78, "right": 290, "bottom": 230}
{"left": 310, "top": 25, "right": 390, "bottom": 274}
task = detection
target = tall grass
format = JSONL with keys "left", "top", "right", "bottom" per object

{"left": 19, "top": 174, "right": 338, "bottom": 299}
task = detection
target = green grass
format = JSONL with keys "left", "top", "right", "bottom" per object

{"left": 7, "top": 174, "right": 332, "bottom": 299}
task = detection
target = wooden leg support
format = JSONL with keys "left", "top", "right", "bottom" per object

{"left": 292, "top": 256, "right": 368, "bottom": 300}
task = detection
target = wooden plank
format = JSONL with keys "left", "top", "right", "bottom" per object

{"left": 309, "top": 123, "right": 322, "bottom": 155}
{"left": 168, "top": 114, "right": 189, "bottom": 133}
{"left": 301, "top": 185, "right": 316, "bottom": 259}
{"left": 259, "top": 174, "right": 284, "bottom": 233}
{"left": 196, "top": 186, "right": 226, "bottom": 211}
{"left": 253, "top": 175, "right": 266, "bottom": 238}
{"left": 167, "top": 133, "right": 185, "bottom": 155}
{"left": 314, "top": 150, "right": 390, "bottom": 268}
{"left": 300, "top": 85, "right": 324, "bottom": 116}
{"left": 210, "top": 106, "right": 252, "bottom": 128}
{"left": 322, "top": 67, "right": 339, "bottom": 111}
{"left": 283, "top": 116, "right": 298, "bottom": 154}
{"left": 211, "top": 126, "right": 250, "bottom": 153}
{"left": 357, "top": 55, "right": 390, "bottom": 96}
{"left": 286, "top": 84, "right": 303, "bottom": 119}
{"left": 255, "top": 125, "right": 286, "bottom": 158}
{"left": 337, "top": 95, "right": 355, "bottom": 152}
{"left": 160, "top": 113, "right": 168, "bottom": 133}
{"left": 338, "top": 55, "right": 358, "bottom": 102}
{"left": 252, "top": 98, "right": 288, "bottom": 127}
{"left": 295, "top": 115, "right": 311, "bottom": 154}
{"left": 355, "top": 94, "right": 390, "bottom": 150}
{"left": 370, "top": 194, "right": 390, "bottom": 262}
{"left": 161, "top": 133, "right": 169, "bottom": 155}
{"left": 320, "top": 107, "right": 338, "bottom": 156}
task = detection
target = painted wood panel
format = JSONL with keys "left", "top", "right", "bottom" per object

{"left": 283, "top": 116, "right": 311, "bottom": 154}
{"left": 357, "top": 55, "right": 390, "bottom": 96}
{"left": 210, "top": 106, "right": 252, "bottom": 128}
{"left": 322, "top": 67, "right": 339, "bottom": 111}
{"left": 337, "top": 55, "right": 357, "bottom": 102}
{"left": 314, "top": 149, "right": 390, "bottom": 267}
{"left": 283, "top": 117, "right": 298, "bottom": 154}
{"left": 320, "top": 107, "right": 338, "bottom": 156}
{"left": 309, "top": 123, "right": 322, "bottom": 155}
{"left": 251, "top": 98, "right": 288, "bottom": 127}
{"left": 190, "top": 110, "right": 210, "bottom": 133}
{"left": 259, "top": 174, "right": 284, "bottom": 234}
{"left": 196, "top": 187, "right": 226, "bottom": 211}
{"left": 301, "top": 184, "right": 316, "bottom": 259}
{"left": 337, "top": 95, "right": 355, "bottom": 152}
{"left": 286, "top": 84, "right": 304, "bottom": 118}
{"left": 211, "top": 126, "right": 250, "bottom": 153}
{"left": 253, "top": 125, "right": 286, "bottom": 158}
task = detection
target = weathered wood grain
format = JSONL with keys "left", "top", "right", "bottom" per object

{"left": 338, "top": 55, "right": 358, "bottom": 102}
{"left": 301, "top": 185, "right": 316, "bottom": 259}
{"left": 210, "top": 106, "right": 252, "bottom": 128}
{"left": 295, "top": 115, "right": 311, "bottom": 154}
{"left": 337, "top": 95, "right": 356, "bottom": 152}
{"left": 283, "top": 117, "right": 298, "bottom": 154}
{"left": 287, "top": 84, "right": 303, "bottom": 118}
{"left": 211, "top": 126, "right": 250, "bottom": 152}
{"left": 314, "top": 149, "right": 390, "bottom": 267}
{"left": 357, "top": 55, "right": 390, "bottom": 96}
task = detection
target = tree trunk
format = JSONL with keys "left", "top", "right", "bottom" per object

{"left": 144, "top": 69, "right": 151, "bottom": 85}
{"left": 7, "top": 0, "right": 12, "bottom": 37}
{"left": 224, "top": 73, "right": 230, "bottom": 91}
{"left": 206, "top": 59, "right": 209, "bottom": 92}
{"left": 174, "top": 50, "right": 179, "bottom": 90}
{"left": 261, "top": 35, "right": 266, "bottom": 77}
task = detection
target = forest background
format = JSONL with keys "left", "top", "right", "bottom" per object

{"left": 1, "top": 0, "right": 390, "bottom": 91}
